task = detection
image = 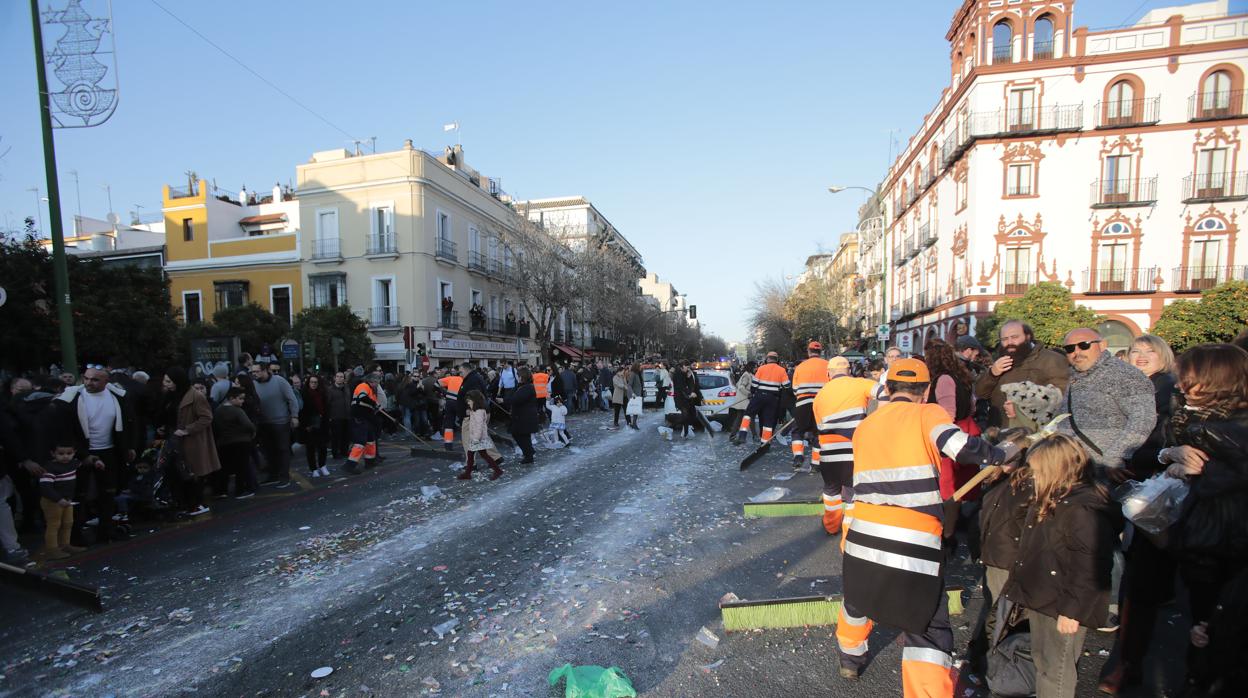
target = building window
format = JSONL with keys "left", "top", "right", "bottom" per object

{"left": 1007, "top": 88, "right": 1035, "bottom": 131}
{"left": 214, "top": 281, "right": 248, "bottom": 310}
{"left": 993, "top": 21, "right": 1013, "bottom": 64}
{"left": 1099, "top": 243, "right": 1129, "bottom": 290}
{"left": 310, "top": 274, "right": 345, "bottom": 308}
{"left": 314, "top": 209, "right": 340, "bottom": 258}
{"left": 1003, "top": 247, "right": 1031, "bottom": 293}
{"left": 1200, "top": 71, "right": 1233, "bottom": 116}
{"left": 1006, "top": 163, "right": 1034, "bottom": 197}
{"left": 1195, "top": 148, "right": 1228, "bottom": 196}
{"left": 369, "top": 204, "right": 395, "bottom": 255}
{"left": 1033, "top": 16, "right": 1055, "bottom": 60}
{"left": 271, "top": 285, "right": 292, "bottom": 326}
{"left": 182, "top": 218, "right": 194, "bottom": 242}
{"left": 183, "top": 291, "right": 202, "bottom": 324}
{"left": 371, "top": 277, "right": 396, "bottom": 326}
{"left": 436, "top": 210, "right": 451, "bottom": 241}
{"left": 469, "top": 226, "right": 480, "bottom": 254}
{"left": 1103, "top": 154, "right": 1133, "bottom": 202}
{"left": 1191, "top": 238, "right": 1223, "bottom": 288}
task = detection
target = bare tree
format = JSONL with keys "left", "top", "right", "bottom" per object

{"left": 494, "top": 215, "right": 578, "bottom": 362}
{"left": 749, "top": 277, "right": 795, "bottom": 358}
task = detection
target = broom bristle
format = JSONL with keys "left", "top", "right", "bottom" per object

{"left": 742, "top": 501, "right": 823, "bottom": 518}
{"left": 721, "top": 588, "right": 966, "bottom": 632}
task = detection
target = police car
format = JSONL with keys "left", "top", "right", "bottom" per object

{"left": 642, "top": 367, "right": 660, "bottom": 405}
{"left": 695, "top": 369, "right": 739, "bottom": 423}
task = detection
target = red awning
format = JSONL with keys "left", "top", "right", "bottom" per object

{"left": 238, "top": 213, "right": 287, "bottom": 226}
{"left": 551, "top": 343, "right": 585, "bottom": 360}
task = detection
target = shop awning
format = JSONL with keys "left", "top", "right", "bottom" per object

{"left": 551, "top": 343, "right": 586, "bottom": 361}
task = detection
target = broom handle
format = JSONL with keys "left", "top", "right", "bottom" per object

{"left": 953, "top": 465, "right": 1000, "bottom": 502}
{"left": 379, "top": 408, "right": 432, "bottom": 447}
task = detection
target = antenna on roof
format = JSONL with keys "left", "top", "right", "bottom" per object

{"left": 368, "top": 136, "right": 377, "bottom": 154}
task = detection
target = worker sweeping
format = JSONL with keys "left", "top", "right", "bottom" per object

{"left": 789, "top": 341, "right": 828, "bottom": 471}
{"left": 345, "top": 369, "right": 383, "bottom": 474}
{"left": 439, "top": 368, "right": 464, "bottom": 451}
{"left": 737, "top": 351, "right": 790, "bottom": 443}
{"left": 836, "top": 358, "right": 1019, "bottom": 696}
{"left": 811, "top": 356, "right": 880, "bottom": 538}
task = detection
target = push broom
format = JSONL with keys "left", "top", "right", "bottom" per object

{"left": 378, "top": 409, "right": 462, "bottom": 461}
{"left": 739, "top": 418, "right": 795, "bottom": 470}
{"left": 0, "top": 561, "right": 103, "bottom": 613}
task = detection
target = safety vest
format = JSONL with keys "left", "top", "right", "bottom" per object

{"left": 533, "top": 372, "right": 550, "bottom": 399}
{"left": 811, "top": 375, "right": 878, "bottom": 466}
{"left": 440, "top": 375, "right": 464, "bottom": 402}
{"left": 350, "top": 382, "right": 379, "bottom": 419}
{"left": 844, "top": 400, "right": 952, "bottom": 633}
{"left": 751, "top": 362, "right": 790, "bottom": 397}
{"left": 792, "top": 357, "right": 829, "bottom": 408}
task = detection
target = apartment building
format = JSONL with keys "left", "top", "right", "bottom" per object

{"left": 516, "top": 196, "right": 646, "bottom": 359}
{"left": 867, "top": 0, "right": 1247, "bottom": 354}
{"left": 164, "top": 179, "right": 302, "bottom": 328}
{"left": 296, "top": 142, "right": 537, "bottom": 369}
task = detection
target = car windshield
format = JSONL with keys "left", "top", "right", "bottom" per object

{"left": 643, "top": 370, "right": 657, "bottom": 382}
{"left": 697, "top": 374, "right": 729, "bottom": 389}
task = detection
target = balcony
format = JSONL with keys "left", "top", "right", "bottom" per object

{"left": 312, "top": 237, "right": 342, "bottom": 261}
{"left": 1188, "top": 90, "right": 1246, "bottom": 121}
{"left": 1172, "top": 265, "right": 1248, "bottom": 292}
{"left": 439, "top": 310, "right": 460, "bottom": 329}
{"left": 468, "top": 250, "right": 488, "bottom": 273}
{"left": 915, "top": 290, "right": 933, "bottom": 312}
{"left": 1182, "top": 172, "right": 1248, "bottom": 203}
{"left": 365, "top": 306, "right": 399, "bottom": 328}
{"left": 1004, "top": 104, "right": 1084, "bottom": 134}
{"left": 992, "top": 45, "right": 1013, "bottom": 65}
{"left": 1095, "top": 97, "right": 1161, "bottom": 128}
{"left": 1032, "top": 40, "right": 1055, "bottom": 61}
{"left": 1081, "top": 267, "right": 1160, "bottom": 294}
{"left": 487, "top": 317, "right": 507, "bottom": 334}
{"left": 469, "top": 312, "right": 487, "bottom": 332}
{"left": 950, "top": 280, "right": 969, "bottom": 301}
{"left": 366, "top": 233, "right": 397, "bottom": 257}
{"left": 918, "top": 166, "right": 935, "bottom": 193}
{"left": 1000, "top": 270, "right": 1036, "bottom": 296}
{"left": 918, "top": 223, "right": 936, "bottom": 249}
{"left": 892, "top": 243, "right": 907, "bottom": 267}
{"left": 435, "top": 237, "right": 458, "bottom": 262}
{"left": 1090, "top": 177, "right": 1158, "bottom": 208}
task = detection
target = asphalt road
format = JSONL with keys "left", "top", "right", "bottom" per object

{"left": 0, "top": 409, "right": 1189, "bottom": 697}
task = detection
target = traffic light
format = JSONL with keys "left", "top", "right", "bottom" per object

{"left": 331, "top": 336, "right": 344, "bottom": 356}
{"left": 416, "top": 342, "right": 427, "bottom": 357}
{"left": 303, "top": 340, "right": 316, "bottom": 361}
{"left": 688, "top": 305, "right": 697, "bottom": 320}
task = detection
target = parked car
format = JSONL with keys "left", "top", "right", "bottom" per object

{"left": 642, "top": 368, "right": 660, "bottom": 405}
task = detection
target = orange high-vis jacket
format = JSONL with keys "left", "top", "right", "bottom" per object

{"left": 811, "top": 375, "right": 879, "bottom": 465}
{"left": 440, "top": 375, "right": 464, "bottom": 401}
{"left": 751, "top": 362, "right": 790, "bottom": 396}
{"left": 350, "top": 382, "right": 379, "bottom": 419}
{"left": 792, "top": 357, "right": 829, "bottom": 407}
{"left": 533, "top": 372, "right": 550, "bottom": 399}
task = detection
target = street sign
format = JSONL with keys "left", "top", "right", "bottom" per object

{"left": 403, "top": 326, "right": 414, "bottom": 350}
{"left": 421, "top": 355, "right": 430, "bottom": 371}
{"left": 896, "top": 333, "right": 912, "bottom": 353}
{"left": 281, "top": 339, "right": 299, "bottom": 359}
{"left": 876, "top": 324, "right": 890, "bottom": 341}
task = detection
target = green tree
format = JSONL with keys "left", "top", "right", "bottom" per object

{"left": 210, "top": 303, "right": 286, "bottom": 356}
{"left": 291, "top": 305, "right": 375, "bottom": 372}
{"left": 0, "top": 237, "right": 178, "bottom": 372}
{"left": 1153, "top": 281, "right": 1248, "bottom": 352}
{"left": 976, "top": 282, "right": 1104, "bottom": 348}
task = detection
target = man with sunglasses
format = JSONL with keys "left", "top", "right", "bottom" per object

{"left": 1055, "top": 327, "right": 1155, "bottom": 474}
{"left": 973, "top": 320, "right": 1069, "bottom": 428}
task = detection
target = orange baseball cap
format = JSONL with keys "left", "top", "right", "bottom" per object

{"left": 808, "top": 341, "right": 823, "bottom": 351}
{"left": 827, "top": 356, "right": 850, "bottom": 374}
{"left": 887, "top": 357, "right": 930, "bottom": 383}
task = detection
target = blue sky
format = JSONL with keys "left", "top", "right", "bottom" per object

{"left": 2, "top": 0, "right": 1244, "bottom": 342}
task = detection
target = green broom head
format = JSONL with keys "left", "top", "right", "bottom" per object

{"left": 720, "top": 595, "right": 843, "bottom": 632}
{"left": 742, "top": 500, "right": 824, "bottom": 518}
{"left": 720, "top": 588, "right": 966, "bottom": 632}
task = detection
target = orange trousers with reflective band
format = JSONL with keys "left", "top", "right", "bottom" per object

{"left": 836, "top": 596, "right": 955, "bottom": 697}
{"left": 349, "top": 441, "right": 376, "bottom": 462}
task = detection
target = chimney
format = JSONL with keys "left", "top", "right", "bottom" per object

{"left": 239, "top": 184, "right": 248, "bottom": 206}
{"left": 273, "top": 182, "right": 282, "bottom": 203}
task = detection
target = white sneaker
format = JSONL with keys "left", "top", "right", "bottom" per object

{"left": 186, "top": 505, "right": 210, "bottom": 516}
{"left": 310, "top": 470, "right": 322, "bottom": 478}
{"left": 317, "top": 466, "right": 330, "bottom": 477}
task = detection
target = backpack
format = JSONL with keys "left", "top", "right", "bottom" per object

{"left": 986, "top": 598, "right": 1036, "bottom": 698}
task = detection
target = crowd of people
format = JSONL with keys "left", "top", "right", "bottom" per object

{"left": 0, "top": 351, "right": 678, "bottom": 567}
{"left": 725, "top": 325, "right": 1248, "bottom": 697}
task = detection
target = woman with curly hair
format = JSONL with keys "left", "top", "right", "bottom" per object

{"left": 924, "top": 339, "right": 982, "bottom": 504}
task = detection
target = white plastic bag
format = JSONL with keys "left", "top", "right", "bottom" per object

{"left": 626, "top": 396, "right": 643, "bottom": 417}
{"left": 748, "top": 487, "right": 791, "bottom": 503}
{"left": 1118, "top": 473, "right": 1189, "bottom": 534}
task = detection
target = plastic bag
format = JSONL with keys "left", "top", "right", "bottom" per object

{"left": 548, "top": 664, "right": 637, "bottom": 698}
{"left": 625, "top": 396, "right": 643, "bottom": 417}
{"left": 748, "top": 487, "right": 791, "bottom": 503}
{"left": 1118, "top": 473, "right": 1189, "bottom": 534}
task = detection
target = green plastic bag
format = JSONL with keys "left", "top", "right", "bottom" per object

{"left": 547, "top": 664, "right": 637, "bottom": 698}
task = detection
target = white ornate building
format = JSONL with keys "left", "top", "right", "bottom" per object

{"left": 861, "top": 0, "right": 1247, "bottom": 354}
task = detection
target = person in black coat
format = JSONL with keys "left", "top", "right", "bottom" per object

{"left": 458, "top": 363, "right": 489, "bottom": 420}
{"left": 504, "top": 367, "right": 539, "bottom": 464}
{"left": 1157, "top": 343, "right": 1248, "bottom": 695}
{"left": 1003, "top": 434, "right": 1117, "bottom": 698}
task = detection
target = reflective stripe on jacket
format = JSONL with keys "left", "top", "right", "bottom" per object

{"left": 751, "top": 362, "right": 790, "bottom": 396}
{"left": 792, "top": 357, "right": 829, "bottom": 407}
{"left": 812, "top": 376, "right": 878, "bottom": 465}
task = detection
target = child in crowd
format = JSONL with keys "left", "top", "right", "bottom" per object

{"left": 547, "top": 396, "right": 571, "bottom": 445}
{"left": 214, "top": 387, "right": 258, "bottom": 499}
{"left": 1003, "top": 434, "right": 1116, "bottom": 698}
{"left": 114, "top": 457, "right": 158, "bottom": 524}
{"left": 40, "top": 442, "right": 86, "bottom": 560}
{"left": 458, "top": 390, "right": 504, "bottom": 481}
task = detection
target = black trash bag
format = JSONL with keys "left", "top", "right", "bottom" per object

{"left": 986, "top": 597, "right": 1036, "bottom": 698}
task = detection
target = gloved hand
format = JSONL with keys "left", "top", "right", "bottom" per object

{"left": 996, "top": 439, "right": 1024, "bottom": 466}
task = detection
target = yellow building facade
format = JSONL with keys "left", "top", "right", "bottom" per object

{"left": 163, "top": 179, "right": 303, "bottom": 328}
